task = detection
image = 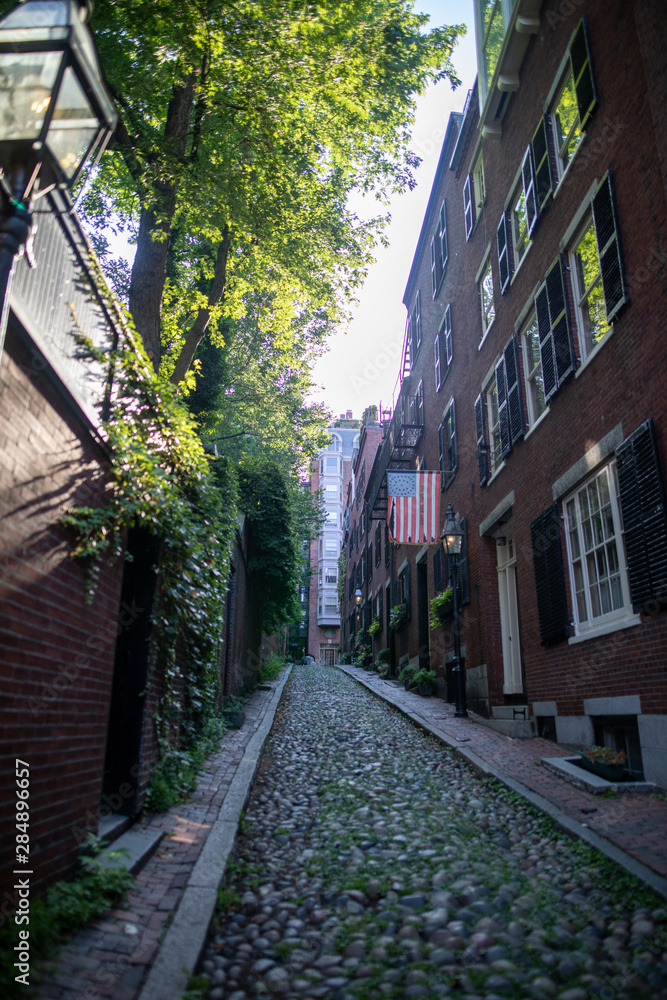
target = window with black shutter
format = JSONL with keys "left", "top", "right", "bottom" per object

{"left": 497, "top": 212, "right": 512, "bottom": 294}
{"left": 474, "top": 393, "right": 489, "bottom": 487}
{"left": 463, "top": 174, "right": 474, "bottom": 241}
{"left": 615, "top": 419, "right": 667, "bottom": 612}
{"left": 530, "top": 503, "right": 569, "bottom": 645}
{"left": 410, "top": 292, "right": 422, "bottom": 357}
{"left": 385, "top": 524, "right": 390, "bottom": 566}
{"left": 592, "top": 171, "right": 627, "bottom": 323}
{"left": 535, "top": 256, "right": 575, "bottom": 403}
{"left": 434, "top": 332, "right": 442, "bottom": 391}
{"left": 443, "top": 399, "right": 457, "bottom": 489}
{"left": 430, "top": 236, "right": 438, "bottom": 298}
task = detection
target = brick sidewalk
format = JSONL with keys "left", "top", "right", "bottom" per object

{"left": 339, "top": 666, "right": 667, "bottom": 886}
{"left": 34, "top": 679, "right": 288, "bottom": 1000}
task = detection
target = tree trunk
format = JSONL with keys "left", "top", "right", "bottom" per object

{"left": 170, "top": 226, "right": 231, "bottom": 385}
{"left": 128, "top": 79, "right": 194, "bottom": 368}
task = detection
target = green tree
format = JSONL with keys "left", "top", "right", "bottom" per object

{"left": 79, "top": 0, "right": 464, "bottom": 382}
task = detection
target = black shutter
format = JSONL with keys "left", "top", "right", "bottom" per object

{"left": 385, "top": 525, "right": 390, "bottom": 566}
{"left": 434, "top": 547, "right": 444, "bottom": 594}
{"left": 463, "top": 174, "right": 474, "bottom": 240}
{"left": 438, "top": 420, "right": 445, "bottom": 484}
{"left": 592, "top": 171, "right": 627, "bottom": 323}
{"left": 430, "top": 236, "right": 438, "bottom": 298}
{"left": 495, "top": 354, "right": 512, "bottom": 459}
{"left": 449, "top": 399, "right": 458, "bottom": 480}
{"left": 531, "top": 503, "right": 569, "bottom": 645}
{"left": 474, "top": 393, "right": 489, "bottom": 487}
{"left": 497, "top": 212, "right": 512, "bottom": 294}
{"left": 532, "top": 116, "right": 553, "bottom": 213}
{"left": 522, "top": 145, "right": 538, "bottom": 235}
{"left": 547, "top": 256, "right": 575, "bottom": 387}
{"left": 504, "top": 335, "right": 525, "bottom": 447}
{"left": 434, "top": 331, "right": 442, "bottom": 391}
{"left": 570, "top": 19, "right": 598, "bottom": 130}
{"left": 615, "top": 419, "right": 667, "bottom": 612}
{"left": 378, "top": 587, "right": 383, "bottom": 630}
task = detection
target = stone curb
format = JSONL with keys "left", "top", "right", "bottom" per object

{"left": 137, "top": 665, "right": 293, "bottom": 1000}
{"left": 338, "top": 665, "right": 667, "bottom": 904}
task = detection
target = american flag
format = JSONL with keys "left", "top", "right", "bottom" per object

{"left": 387, "top": 470, "right": 440, "bottom": 545}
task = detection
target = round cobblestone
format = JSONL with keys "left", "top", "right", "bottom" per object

{"left": 196, "top": 667, "right": 667, "bottom": 999}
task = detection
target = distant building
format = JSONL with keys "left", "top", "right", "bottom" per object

{"left": 307, "top": 422, "right": 359, "bottom": 663}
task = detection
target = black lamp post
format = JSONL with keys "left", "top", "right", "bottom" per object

{"left": 0, "top": 0, "right": 117, "bottom": 353}
{"left": 442, "top": 503, "right": 468, "bottom": 718}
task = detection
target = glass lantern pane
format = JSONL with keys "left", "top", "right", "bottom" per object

{"left": 0, "top": 51, "right": 61, "bottom": 140}
{"left": 0, "top": 2, "right": 70, "bottom": 29}
{"left": 46, "top": 66, "right": 98, "bottom": 178}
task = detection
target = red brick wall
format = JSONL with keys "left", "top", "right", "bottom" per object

{"left": 0, "top": 328, "right": 125, "bottom": 902}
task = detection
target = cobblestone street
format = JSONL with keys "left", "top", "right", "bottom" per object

{"left": 197, "top": 666, "right": 667, "bottom": 1000}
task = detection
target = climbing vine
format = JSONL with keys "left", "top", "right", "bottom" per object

{"left": 62, "top": 314, "right": 238, "bottom": 756}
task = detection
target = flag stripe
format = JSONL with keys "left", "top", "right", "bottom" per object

{"left": 387, "top": 471, "right": 440, "bottom": 545}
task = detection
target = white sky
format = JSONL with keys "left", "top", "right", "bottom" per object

{"left": 310, "top": 0, "right": 477, "bottom": 421}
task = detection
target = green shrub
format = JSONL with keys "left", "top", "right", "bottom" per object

{"left": 146, "top": 714, "right": 227, "bottom": 812}
{"left": 259, "top": 652, "right": 285, "bottom": 683}
{"left": 413, "top": 668, "right": 436, "bottom": 687}
{"left": 377, "top": 648, "right": 390, "bottom": 664}
{"left": 399, "top": 663, "right": 417, "bottom": 684}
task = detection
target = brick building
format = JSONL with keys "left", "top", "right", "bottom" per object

{"left": 342, "top": 0, "right": 667, "bottom": 787}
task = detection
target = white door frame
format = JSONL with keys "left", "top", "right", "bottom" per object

{"left": 496, "top": 524, "right": 523, "bottom": 695}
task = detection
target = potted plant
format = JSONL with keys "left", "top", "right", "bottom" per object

{"left": 398, "top": 663, "right": 417, "bottom": 690}
{"left": 389, "top": 602, "right": 408, "bottom": 630}
{"left": 222, "top": 694, "right": 246, "bottom": 729}
{"left": 429, "top": 587, "right": 453, "bottom": 629}
{"left": 376, "top": 647, "right": 391, "bottom": 679}
{"left": 368, "top": 616, "right": 380, "bottom": 638}
{"left": 413, "top": 668, "right": 437, "bottom": 696}
{"left": 578, "top": 745, "right": 627, "bottom": 781}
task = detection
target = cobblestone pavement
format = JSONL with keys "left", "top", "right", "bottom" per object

{"left": 339, "top": 667, "right": 667, "bottom": 882}
{"left": 197, "top": 666, "right": 667, "bottom": 1000}
{"left": 34, "top": 680, "right": 286, "bottom": 1000}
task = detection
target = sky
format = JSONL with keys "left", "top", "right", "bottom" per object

{"left": 310, "top": 0, "right": 477, "bottom": 422}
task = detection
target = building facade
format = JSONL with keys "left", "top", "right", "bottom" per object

{"left": 307, "top": 420, "right": 359, "bottom": 663}
{"left": 343, "top": 0, "right": 667, "bottom": 788}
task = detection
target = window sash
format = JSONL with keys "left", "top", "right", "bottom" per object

{"left": 564, "top": 463, "right": 631, "bottom": 630}
{"left": 480, "top": 259, "right": 495, "bottom": 336}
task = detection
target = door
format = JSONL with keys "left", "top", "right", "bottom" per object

{"left": 496, "top": 526, "right": 523, "bottom": 694}
{"left": 102, "top": 527, "right": 160, "bottom": 817}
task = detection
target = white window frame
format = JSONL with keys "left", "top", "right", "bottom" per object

{"left": 569, "top": 213, "right": 611, "bottom": 362}
{"left": 485, "top": 375, "right": 502, "bottom": 476}
{"left": 510, "top": 175, "right": 530, "bottom": 271}
{"left": 520, "top": 309, "right": 547, "bottom": 429}
{"left": 479, "top": 254, "right": 495, "bottom": 345}
{"left": 563, "top": 460, "right": 635, "bottom": 639}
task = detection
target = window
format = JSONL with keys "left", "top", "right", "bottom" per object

{"left": 521, "top": 311, "right": 547, "bottom": 427}
{"left": 549, "top": 20, "right": 598, "bottom": 180}
{"left": 324, "top": 537, "right": 338, "bottom": 555}
{"left": 385, "top": 524, "right": 390, "bottom": 567}
{"left": 486, "top": 378, "right": 502, "bottom": 476}
{"left": 570, "top": 173, "right": 627, "bottom": 359}
{"left": 479, "top": 0, "right": 505, "bottom": 97}
{"left": 375, "top": 588, "right": 384, "bottom": 630}
{"left": 434, "top": 303, "right": 453, "bottom": 391}
{"left": 396, "top": 564, "right": 411, "bottom": 618}
{"left": 325, "top": 566, "right": 337, "bottom": 584}
{"left": 438, "top": 399, "right": 457, "bottom": 490}
{"left": 463, "top": 151, "right": 485, "bottom": 241}
{"left": 479, "top": 257, "right": 495, "bottom": 342}
{"left": 510, "top": 180, "right": 528, "bottom": 265}
{"left": 430, "top": 200, "right": 449, "bottom": 297}
{"left": 410, "top": 292, "right": 422, "bottom": 359}
{"left": 325, "top": 483, "right": 339, "bottom": 499}
{"left": 324, "top": 598, "right": 339, "bottom": 614}
{"left": 367, "top": 542, "right": 373, "bottom": 578}
{"left": 564, "top": 462, "right": 631, "bottom": 634}
{"left": 375, "top": 523, "right": 381, "bottom": 565}
{"left": 326, "top": 456, "right": 339, "bottom": 471}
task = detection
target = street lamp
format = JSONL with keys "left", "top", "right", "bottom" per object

{"left": 0, "top": 0, "right": 118, "bottom": 351}
{"left": 441, "top": 503, "right": 468, "bottom": 718}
